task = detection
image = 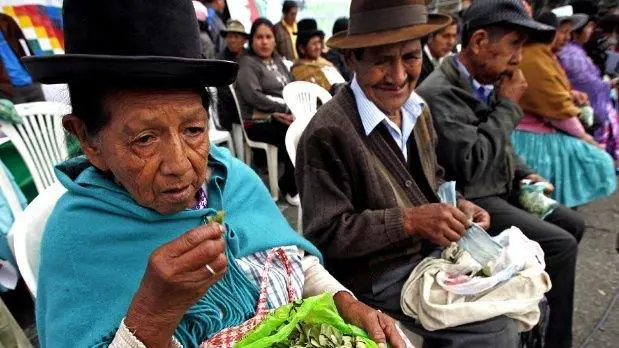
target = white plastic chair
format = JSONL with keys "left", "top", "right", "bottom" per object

{"left": 284, "top": 119, "right": 309, "bottom": 232}
{"left": 0, "top": 102, "right": 71, "bottom": 194}
{"left": 283, "top": 81, "right": 332, "bottom": 122}
{"left": 229, "top": 85, "right": 280, "bottom": 201}
{"left": 10, "top": 182, "right": 67, "bottom": 298}
{"left": 282, "top": 82, "right": 331, "bottom": 233}
{"left": 206, "top": 87, "right": 235, "bottom": 156}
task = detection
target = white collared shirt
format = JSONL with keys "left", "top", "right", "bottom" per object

{"left": 351, "top": 76, "right": 426, "bottom": 162}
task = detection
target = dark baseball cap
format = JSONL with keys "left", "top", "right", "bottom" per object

{"left": 462, "top": 0, "right": 555, "bottom": 37}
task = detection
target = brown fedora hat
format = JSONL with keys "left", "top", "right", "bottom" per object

{"left": 327, "top": 0, "right": 452, "bottom": 50}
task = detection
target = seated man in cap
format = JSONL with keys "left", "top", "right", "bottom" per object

{"left": 417, "top": 0, "right": 583, "bottom": 347}
{"left": 217, "top": 19, "right": 248, "bottom": 62}
{"left": 296, "top": 0, "right": 522, "bottom": 347}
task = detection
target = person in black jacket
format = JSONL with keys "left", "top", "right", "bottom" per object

{"left": 419, "top": 14, "right": 458, "bottom": 85}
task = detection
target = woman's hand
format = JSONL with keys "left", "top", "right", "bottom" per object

{"left": 124, "top": 223, "right": 227, "bottom": 346}
{"left": 334, "top": 292, "right": 406, "bottom": 348}
{"left": 457, "top": 199, "right": 491, "bottom": 230}
{"left": 570, "top": 90, "right": 589, "bottom": 106}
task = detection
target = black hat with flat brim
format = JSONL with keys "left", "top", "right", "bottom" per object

{"left": 22, "top": 0, "right": 238, "bottom": 87}
{"left": 297, "top": 19, "right": 325, "bottom": 48}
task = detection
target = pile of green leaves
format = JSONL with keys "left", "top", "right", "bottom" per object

{"left": 234, "top": 293, "right": 378, "bottom": 348}
{"left": 271, "top": 322, "right": 369, "bottom": 348}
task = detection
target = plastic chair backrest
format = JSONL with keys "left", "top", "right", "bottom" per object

{"left": 0, "top": 102, "right": 71, "bottom": 194}
{"left": 12, "top": 182, "right": 67, "bottom": 298}
{"left": 285, "top": 117, "right": 311, "bottom": 167}
{"left": 283, "top": 81, "right": 332, "bottom": 122}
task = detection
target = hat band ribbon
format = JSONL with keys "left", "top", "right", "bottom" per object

{"left": 348, "top": 4, "right": 428, "bottom": 35}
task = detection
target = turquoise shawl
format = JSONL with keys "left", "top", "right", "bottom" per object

{"left": 37, "top": 146, "right": 321, "bottom": 347}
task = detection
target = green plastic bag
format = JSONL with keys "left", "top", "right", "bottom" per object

{"left": 235, "top": 293, "right": 378, "bottom": 348}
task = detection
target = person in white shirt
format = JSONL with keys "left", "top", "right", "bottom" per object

{"left": 418, "top": 15, "right": 458, "bottom": 85}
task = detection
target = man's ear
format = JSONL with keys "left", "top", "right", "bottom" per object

{"left": 62, "top": 115, "right": 110, "bottom": 171}
{"left": 469, "top": 29, "right": 489, "bottom": 55}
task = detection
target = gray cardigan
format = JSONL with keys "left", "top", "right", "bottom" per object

{"left": 235, "top": 53, "right": 292, "bottom": 120}
{"left": 417, "top": 55, "right": 534, "bottom": 200}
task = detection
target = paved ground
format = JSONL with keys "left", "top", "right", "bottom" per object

{"left": 2, "top": 189, "right": 617, "bottom": 348}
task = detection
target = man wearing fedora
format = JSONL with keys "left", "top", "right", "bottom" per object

{"left": 217, "top": 19, "right": 248, "bottom": 62}
{"left": 215, "top": 20, "right": 248, "bottom": 131}
{"left": 417, "top": 0, "right": 584, "bottom": 347}
{"left": 296, "top": 0, "right": 523, "bottom": 346}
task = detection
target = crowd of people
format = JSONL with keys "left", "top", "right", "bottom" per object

{"left": 191, "top": 0, "right": 619, "bottom": 211}
{"left": 0, "top": 0, "right": 618, "bottom": 347}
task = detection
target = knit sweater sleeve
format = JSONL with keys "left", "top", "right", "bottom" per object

{"left": 296, "top": 127, "right": 410, "bottom": 259}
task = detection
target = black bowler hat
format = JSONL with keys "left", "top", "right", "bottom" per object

{"left": 296, "top": 19, "right": 325, "bottom": 48}
{"left": 22, "top": 0, "right": 238, "bottom": 87}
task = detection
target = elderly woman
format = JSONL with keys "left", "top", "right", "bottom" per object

{"left": 236, "top": 18, "right": 299, "bottom": 206}
{"left": 514, "top": 12, "right": 617, "bottom": 208}
{"left": 291, "top": 18, "right": 345, "bottom": 93}
{"left": 558, "top": 15, "right": 619, "bottom": 160}
{"left": 26, "top": 1, "right": 406, "bottom": 347}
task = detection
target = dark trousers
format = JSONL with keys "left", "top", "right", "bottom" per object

{"left": 245, "top": 121, "right": 297, "bottom": 196}
{"left": 472, "top": 196, "right": 585, "bottom": 348}
{"left": 397, "top": 314, "right": 519, "bottom": 348}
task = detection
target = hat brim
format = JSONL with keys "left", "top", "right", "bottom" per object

{"left": 505, "top": 17, "right": 557, "bottom": 36}
{"left": 327, "top": 14, "right": 452, "bottom": 50}
{"left": 22, "top": 54, "right": 238, "bottom": 86}
{"left": 559, "top": 14, "right": 589, "bottom": 31}
{"left": 221, "top": 30, "right": 249, "bottom": 38}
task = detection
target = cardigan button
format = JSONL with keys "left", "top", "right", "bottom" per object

{"left": 405, "top": 180, "right": 413, "bottom": 188}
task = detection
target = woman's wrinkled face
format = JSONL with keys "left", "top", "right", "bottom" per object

{"left": 89, "top": 90, "right": 209, "bottom": 214}
{"left": 252, "top": 24, "right": 276, "bottom": 59}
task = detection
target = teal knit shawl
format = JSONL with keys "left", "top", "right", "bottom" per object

{"left": 36, "top": 146, "right": 321, "bottom": 347}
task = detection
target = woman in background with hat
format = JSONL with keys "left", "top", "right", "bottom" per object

{"left": 291, "top": 18, "right": 345, "bottom": 93}
{"left": 513, "top": 11, "right": 617, "bottom": 208}
{"left": 27, "top": 1, "right": 407, "bottom": 347}
{"left": 236, "top": 18, "right": 300, "bottom": 206}
{"left": 558, "top": 5, "right": 619, "bottom": 161}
